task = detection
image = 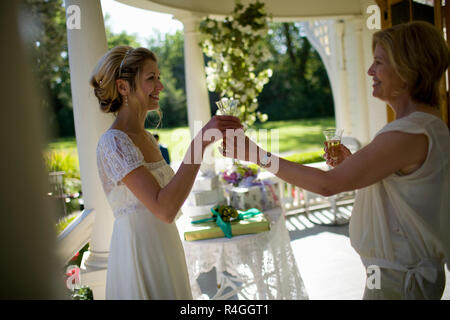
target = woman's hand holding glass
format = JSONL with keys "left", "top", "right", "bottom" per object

{"left": 323, "top": 143, "right": 351, "bottom": 167}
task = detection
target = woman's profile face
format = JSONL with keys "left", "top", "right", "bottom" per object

{"left": 134, "top": 59, "right": 164, "bottom": 111}
{"left": 367, "top": 44, "right": 405, "bottom": 103}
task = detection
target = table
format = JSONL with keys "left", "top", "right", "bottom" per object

{"left": 177, "top": 207, "right": 309, "bottom": 300}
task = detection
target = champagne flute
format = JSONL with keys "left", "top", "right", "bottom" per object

{"left": 216, "top": 98, "right": 240, "bottom": 162}
{"left": 216, "top": 97, "right": 240, "bottom": 117}
{"left": 216, "top": 97, "right": 247, "bottom": 130}
{"left": 319, "top": 128, "right": 349, "bottom": 226}
{"left": 323, "top": 128, "right": 343, "bottom": 162}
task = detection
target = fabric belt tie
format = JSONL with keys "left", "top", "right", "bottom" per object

{"left": 362, "top": 256, "right": 441, "bottom": 299}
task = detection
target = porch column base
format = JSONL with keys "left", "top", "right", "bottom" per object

{"left": 80, "top": 250, "right": 108, "bottom": 300}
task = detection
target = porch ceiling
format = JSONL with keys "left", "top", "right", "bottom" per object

{"left": 116, "top": 0, "right": 362, "bottom": 20}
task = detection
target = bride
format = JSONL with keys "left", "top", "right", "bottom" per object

{"left": 91, "top": 46, "right": 242, "bottom": 299}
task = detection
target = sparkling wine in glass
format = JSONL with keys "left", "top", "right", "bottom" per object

{"left": 323, "top": 128, "right": 343, "bottom": 161}
{"left": 216, "top": 98, "right": 240, "bottom": 117}
{"left": 216, "top": 98, "right": 241, "bottom": 160}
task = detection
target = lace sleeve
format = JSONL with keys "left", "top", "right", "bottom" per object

{"left": 97, "top": 130, "right": 145, "bottom": 185}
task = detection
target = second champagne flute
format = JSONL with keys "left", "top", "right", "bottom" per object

{"left": 323, "top": 128, "right": 343, "bottom": 162}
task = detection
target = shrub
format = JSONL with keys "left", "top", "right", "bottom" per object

{"left": 71, "top": 286, "right": 93, "bottom": 300}
{"left": 56, "top": 211, "right": 79, "bottom": 234}
{"left": 45, "top": 150, "right": 83, "bottom": 215}
{"left": 44, "top": 150, "right": 80, "bottom": 179}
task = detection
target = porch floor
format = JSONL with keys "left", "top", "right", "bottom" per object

{"left": 194, "top": 206, "right": 450, "bottom": 300}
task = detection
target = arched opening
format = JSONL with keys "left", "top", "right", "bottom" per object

{"left": 258, "top": 22, "right": 335, "bottom": 122}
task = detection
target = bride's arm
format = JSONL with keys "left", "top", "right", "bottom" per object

{"left": 121, "top": 141, "right": 202, "bottom": 224}
{"left": 122, "top": 116, "right": 242, "bottom": 224}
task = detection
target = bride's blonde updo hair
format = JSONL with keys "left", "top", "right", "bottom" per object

{"left": 90, "top": 46, "right": 158, "bottom": 114}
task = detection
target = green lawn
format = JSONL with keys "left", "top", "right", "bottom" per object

{"left": 48, "top": 117, "right": 335, "bottom": 162}
{"left": 47, "top": 137, "right": 78, "bottom": 155}
{"left": 252, "top": 117, "right": 335, "bottom": 155}
{"left": 151, "top": 126, "right": 191, "bottom": 162}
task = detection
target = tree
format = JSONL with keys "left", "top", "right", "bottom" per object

{"left": 146, "top": 30, "right": 188, "bottom": 128}
{"left": 21, "top": 0, "right": 73, "bottom": 137}
{"left": 257, "top": 22, "right": 334, "bottom": 121}
{"left": 105, "top": 14, "right": 141, "bottom": 49}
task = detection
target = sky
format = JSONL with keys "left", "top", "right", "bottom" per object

{"left": 100, "top": 0, "right": 183, "bottom": 44}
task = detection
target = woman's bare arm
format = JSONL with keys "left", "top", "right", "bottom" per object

{"left": 226, "top": 130, "right": 428, "bottom": 196}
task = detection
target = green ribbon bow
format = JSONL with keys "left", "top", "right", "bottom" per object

{"left": 191, "top": 206, "right": 262, "bottom": 238}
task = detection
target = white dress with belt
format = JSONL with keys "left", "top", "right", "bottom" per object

{"left": 349, "top": 112, "right": 450, "bottom": 299}
{"left": 96, "top": 129, "right": 192, "bottom": 300}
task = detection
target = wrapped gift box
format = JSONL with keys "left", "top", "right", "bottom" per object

{"left": 184, "top": 213, "right": 270, "bottom": 241}
{"left": 227, "top": 183, "right": 280, "bottom": 211}
{"left": 192, "top": 174, "right": 219, "bottom": 192}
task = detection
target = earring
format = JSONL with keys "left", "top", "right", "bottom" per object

{"left": 125, "top": 96, "right": 128, "bottom": 107}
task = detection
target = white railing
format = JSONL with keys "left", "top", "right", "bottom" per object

{"left": 262, "top": 161, "right": 357, "bottom": 219}
{"left": 57, "top": 209, "right": 94, "bottom": 265}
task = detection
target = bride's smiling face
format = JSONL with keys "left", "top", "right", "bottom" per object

{"left": 133, "top": 59, "right": 164, "bottom": 111}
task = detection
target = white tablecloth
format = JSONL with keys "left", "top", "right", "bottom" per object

{"left": 177, "top": 207, "right": 309, "bottom": 300}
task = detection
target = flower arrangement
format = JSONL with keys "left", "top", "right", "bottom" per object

{"left": 221, "top": 163, "right": 259, "bottom": 187}
{"left": 198, "top": 0, "right": 272, "bottom": 127}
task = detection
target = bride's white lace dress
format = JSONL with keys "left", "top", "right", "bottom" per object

{"left": 96, "top": 129, "right": 192, "bottom": 299}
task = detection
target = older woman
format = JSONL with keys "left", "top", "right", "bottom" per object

{"left": 91, "top": 46, "right": 241, "bottom": 299}
{"left": 225, "top": 21, "right": 450, "bottom": 299}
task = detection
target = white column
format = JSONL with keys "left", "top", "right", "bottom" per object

{"left": 304, "top": 20, "right": 351, "bottom": 137}
{"left": 176, "top": 13, "right": 211, "bottom": 136}
{"left": 343, "top": 17, "right": 371, "bottom": 144}
{"left": 360, "top": 0, "right": 387, "bottom": 140}
{"left": 329, "top": 20, "right": 351, "bottom": 134}
{"left": 65, "top": 0, "right": 113, "bottom": 299}
{"left": 175, "top": 13, "right": 215, "bottom": 173}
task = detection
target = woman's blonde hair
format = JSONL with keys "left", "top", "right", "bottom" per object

{"left": 90, "top": 46, "right": 159, "bottom": 114}
{"left": 372, "top": 21, "right": 450, "bottom": 108}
